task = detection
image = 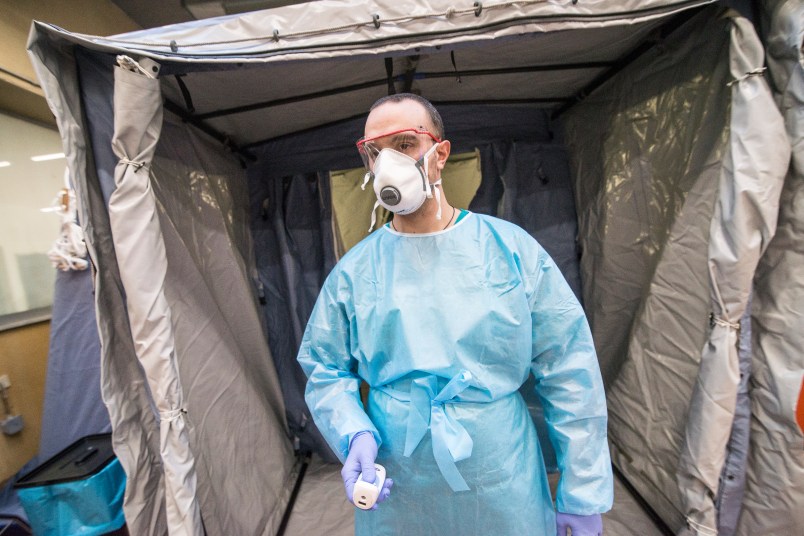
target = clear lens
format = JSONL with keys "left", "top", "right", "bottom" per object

{"left": 356, "top": 129, "right": 439, "bottom": 170}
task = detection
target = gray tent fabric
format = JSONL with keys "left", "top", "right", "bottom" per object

{"left": 737, "top": 1, "right": 804, "bottom": 534}
{"left": 39, "top": 267, "right": 110, "bottom": 461}
{"left": 676, "top": 12, "right": 790, "bottom": 536}
{"left": 249, "top": 169, "right": 338, "bottom": 460}
{"left": 146, "top": 122, "right": 297, "bottom": 535}
{"left": 109, "top": 58, "right": 203, "bottom": 535}
{"left": 76, "top": 50, "right": 172, "bottom": 536}
{"left": 564, "top": 9, "right": 732, "bottom": 531}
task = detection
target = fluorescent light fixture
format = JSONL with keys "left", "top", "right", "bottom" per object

{"left": 30, "top": 152, "right": 65, "bottom": 162}
{"left": 0, "top": 161, "right": 10, "bottom": 168}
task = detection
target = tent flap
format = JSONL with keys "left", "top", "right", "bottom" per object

{"left": 108, "top": 58, "right": 203, "bottom": 536}
{"left": 676, "top": 12, "right": 790, "bottom": 536}
{"left": 737, "top": 1, "right": 804, "bottom": 533}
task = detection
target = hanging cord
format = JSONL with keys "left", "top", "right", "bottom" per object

{"left": 450, "top": 51, "right": 462, "bottom": 83}
{"left": 93, "top": 0, "right": 553, "bottom": 48}
{"left": 41, "top": 168, "right": 89, "bottom": 272}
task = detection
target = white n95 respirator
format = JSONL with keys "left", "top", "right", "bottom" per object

{"left": 361, "top": 143, "right": 442, "bottom": 231}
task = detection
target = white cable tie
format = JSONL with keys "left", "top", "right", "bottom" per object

{"left": 727, "top": 67, "right": 766, "bottom": 87}
{"left": 159, "top": 408, "right": 186, "bottom": 423}
{"left": 685, "top": 517, "right": 718, "bottom": 536}
{"left": 709, "top": 312, "right": 740, "bottom": 331}
{"left": 120, "top": 158, "right": 147, "bottom": 170}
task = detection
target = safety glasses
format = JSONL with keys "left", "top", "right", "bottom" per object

{"left": 356, "top": 128, "right": 441, "bottom": 170}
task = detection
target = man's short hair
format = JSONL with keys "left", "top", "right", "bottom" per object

{"left": 369, "top": 93, "right": 445, "bottom": 140}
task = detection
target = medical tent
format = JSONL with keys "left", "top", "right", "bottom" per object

{"left": 25, "top": 0, "right": 803, "bottom": 534}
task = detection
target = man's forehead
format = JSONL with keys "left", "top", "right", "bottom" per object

{"left": 364, "top": 100, "right": 432, "bottom": 137}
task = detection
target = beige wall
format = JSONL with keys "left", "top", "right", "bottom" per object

{"left": 0, "top": 322, "right": 50, "bottom": 485}
{"left": 0, "top": 0, "right": 140, "bottom": 125}
{"left": 0, "top": 0, "right": 138, "bottom": 485}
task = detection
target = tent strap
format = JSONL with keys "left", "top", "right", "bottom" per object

{"left": 384, "top": 58, "right": 396, "bottom": 95}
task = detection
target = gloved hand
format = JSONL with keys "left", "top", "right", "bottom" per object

{"left": 341, "top": 431, "right": 394, "bottom": 509}
{"left": 556, "top": 512, "right": 603, "bottom": 536}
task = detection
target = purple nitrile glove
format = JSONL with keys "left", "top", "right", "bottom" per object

{"left": 556, "top": 512, "right": 603, "bottom": 536}
{"left": 341, "top": 431, "right": 394, "bottom": 509}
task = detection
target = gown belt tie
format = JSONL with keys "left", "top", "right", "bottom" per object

{"left": 377, "top": 370, "right": 474, "bottom": 492}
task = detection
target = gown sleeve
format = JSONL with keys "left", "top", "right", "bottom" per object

{"left": 297, "top": 268, "right": 380, "bottom": 463}
{"left": 523, "top": 239, "right": 614, "bottom": 515}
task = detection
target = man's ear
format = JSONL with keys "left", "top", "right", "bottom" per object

{"left": 435, "top": 140, "right": 451, "bottom": 170}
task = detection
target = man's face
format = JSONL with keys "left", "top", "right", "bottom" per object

{"left": 361, "top": 100, "right": 449, "bottom": 180}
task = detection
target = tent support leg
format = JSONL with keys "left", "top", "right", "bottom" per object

{"left": 275, "top": 452, "right": 311, "bottom": 536}
{"left": 612, "top": 465, "right": 674, "bottom": 536}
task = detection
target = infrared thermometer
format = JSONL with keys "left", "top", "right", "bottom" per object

{"left": 353, "top": 463, "right": 386, "bottom": 510}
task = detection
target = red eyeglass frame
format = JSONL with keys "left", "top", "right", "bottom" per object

{"left": 356, "top": 128, "right": 442, "bottom": 152}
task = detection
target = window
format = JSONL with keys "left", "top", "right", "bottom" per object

{"left": 0, "top": 112, "right": 68, "bottom": 328}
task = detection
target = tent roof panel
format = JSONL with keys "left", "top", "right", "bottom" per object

{"left": 30, "top": 0, "right": 716, "bottom": 153}
{"left": 34, "top": 0, "right": 716, "bottom": 63}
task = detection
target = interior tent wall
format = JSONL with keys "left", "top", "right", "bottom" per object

{"left": 738, "top": 1, "right": 804, "bottom": 533}
{"left": 563, "top": 11, "right": 732, "bottom": 532}
{"left": 248, "top": 169, "right": 339, "bottom": 460}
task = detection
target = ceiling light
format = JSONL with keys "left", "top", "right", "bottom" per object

{"left": 0, "top": 161, "right": 10, "bottom": 168}
{"left": 30, "top": 152, "right": 65, "bottom": 162}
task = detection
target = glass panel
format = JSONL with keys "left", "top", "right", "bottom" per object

{"left": 0, "top": 112, "right": 67, "bottom": 325}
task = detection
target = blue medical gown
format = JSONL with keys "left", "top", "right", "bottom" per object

{"left": 297, "top": 213, "right": 612, "bottom": 535}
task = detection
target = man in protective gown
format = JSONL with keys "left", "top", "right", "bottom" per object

{"left": 298, "top": 94, "right": 613, "bottom": 536}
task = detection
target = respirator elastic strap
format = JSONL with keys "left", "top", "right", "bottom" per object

{"left": 368, "top": 200, "right": 381, "bottom": 232}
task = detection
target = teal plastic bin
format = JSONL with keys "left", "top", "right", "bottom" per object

{"left": 14, "top": 434, "right": 126, "bottom": 536}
